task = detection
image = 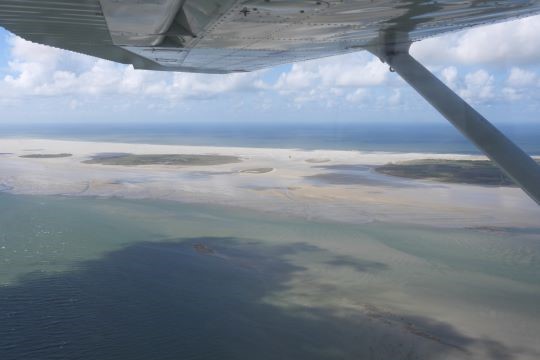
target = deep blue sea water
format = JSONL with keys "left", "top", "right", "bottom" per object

{"left": 1, "top": 193, "right": 539, "bottom": 359}
{"left": 1, "top": 122, "right": 539, "bottom": 154}
{"left": 2, "top": 122, "right": 540, "bottom": 359}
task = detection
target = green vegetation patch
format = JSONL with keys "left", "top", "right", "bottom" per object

{"left": 83, "top": 153, "right": 241, "bottom": 166}
{"left": 375, "top": 159, "right": 520, "bottom": 186}
{"left": 239, "top": 168, "right": 274, "bottom": 174}
{"left": 20, "top": 153, "right": 72, "bottom": 159}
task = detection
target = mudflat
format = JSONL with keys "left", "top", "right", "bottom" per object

{"left": 83, "top": 153, "right": 241, "bottom": 166}
{"left": 20, "top": 153, "right": 72, "bottom": 159}
{"left": 375, "top": 159, "right": 526, "bottom": 186}
{"left": 0, "top": 138, "right": 538, "bottom": 227}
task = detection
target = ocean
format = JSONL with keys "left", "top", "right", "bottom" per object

{"left": 1, "top": 123, "right": 540, "bottom": 359}
{"left": 1, "top": 193, "right": 539, "bottom": 359}
{"left": 1, "top": 122, "right": 540, "bottom": 154}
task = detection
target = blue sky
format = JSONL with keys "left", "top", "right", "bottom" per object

{"left": 0, "top": 15, "right": 539, "bottom": 125}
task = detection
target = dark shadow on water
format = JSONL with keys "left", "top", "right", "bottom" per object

{"left": 0, "top": 237, "right": 533, "bottom": 360}
{"left": 325, "top": 255, "right": 389, "bottom": 273}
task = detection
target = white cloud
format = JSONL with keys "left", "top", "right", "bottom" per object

{"left": 274, "top": 63, "right": 317, "bottom": 91}
{"left": 412, "top": 15, "right": 540, "bottom": 66}
{"left": 501, "top": 67, "right": 540, "bottom": 102}
{"left": 68, "top": 99, "right": 81, "bottom": 110}
{"left": 345, "top": 88, "right": 367, "bottom": 103}
{"left": 273, "top": 52, "right": 392, "bottom": 105}
{"left": 437, "top": 66, "right": 495, "bottom": 103}
{"left": 506, "top": 67, "right": 538, "bottom": 87}
{"left": 388, "top": 89, "right": 401, "bottom": 106}
{"left": 440, "top": 66, "right": 458, "bottom": 89}
{"left": 502, "top": 87, "right": 522, "bottom": 101}
{"left": 317, "top": 56, "right": 388, "bottom": 88}
{"left": 1, "top": 10, "right": 540, "bottom": 119}
{"left": 0, "top": 35, "right": 266, "bottom": 101}
{"left": 275, "top": 53, "right": 388, "bottom": 91}
{"left": 169, "top": 71, "right": 265, "bottom": 100}
{"left": 459, "top": 70, "right": 495, "bottom": 103}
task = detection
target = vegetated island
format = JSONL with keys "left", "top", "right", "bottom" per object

{"left": 375, "top": 159, "right": 525, "bottom": 186}
{"left": 239, "top": 168, "right": 274, "bottom": 174}
{"left": 305, "top": 158, "right": 331, "bottom": 164}
{"left": 20, "top": 153, "right": 72, "bottom": 159}
{"left": 83, "top": 153, "right": 241, "bottom": 166}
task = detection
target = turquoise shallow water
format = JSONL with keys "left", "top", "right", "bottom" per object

{"left": 1, "top": 193, "right": 540, "bottom": 359}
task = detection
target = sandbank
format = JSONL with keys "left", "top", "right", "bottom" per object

{"left": 0, "top": 138, "right": 538, "bottom": 227}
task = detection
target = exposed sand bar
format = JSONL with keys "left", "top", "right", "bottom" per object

{"left": 0, "top": 138, "right": 539, "bottom": 227}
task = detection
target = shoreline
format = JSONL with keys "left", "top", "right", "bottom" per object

{"left": 1, "top": 138, "right": 539, "bottom": 228}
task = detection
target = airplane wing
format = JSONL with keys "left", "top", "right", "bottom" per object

{"left": 0, "top": 0, "right": 539, "bottom": 73}
{"left": 1, "top": 0, "right": 540, "bottom": 204}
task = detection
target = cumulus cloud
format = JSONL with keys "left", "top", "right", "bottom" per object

{"left": 501, "top": 67, "right": 540, "bottom": 102}
{"left": 276, "top": 53, "right": 388, "bottom": 91}
{"left": 1, "top": 10, "right": 540, "bottom": 117}
{"left": 437, "top": 66, "right": 496, "bottom": 104}
{"left": 274, "top": 63, "right": 318, "bottom": 91}
{"left": 506, "top": 67, "right": 538, "bottom": 87}
{"left": 502, "top": 87, "right": 522, "bottom": 102}
{"left": 0, "top": 35, "right": 266, "bottom": 101}
{"left": 273, "top": 52, "right": 392, "bottom": 105}
{"left": 0, "top": 35, "right": 395, "bottom": 110}
{"left": 412, "top": 15, "right": 540, "bottom": 66}
{"left": 440, "top": 66, "right": 458, "bottom": 90}
{"left": 170, "top": 71, "right": 266, "bottom": 100}
{"left": 346, "top": 88, "right": 367, "bottom": 103}
{"left": 387, "top": 89, "right": 401, "bottom": 106}
{"left": 460, "top": 70, "right": 495, "bottom": 103}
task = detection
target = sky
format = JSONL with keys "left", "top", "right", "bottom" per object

{"left": 0, "top": 15, "right": 539, "bottom": 125}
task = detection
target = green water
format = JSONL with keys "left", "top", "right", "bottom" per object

{"left": 1, "top": 193, "right": 539, "bottom": 359}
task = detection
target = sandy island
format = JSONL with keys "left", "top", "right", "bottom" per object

{"left": 0, "top": 138, "right": 538, "bottom": 227}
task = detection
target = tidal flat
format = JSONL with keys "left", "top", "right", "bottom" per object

{"left": 83, "top": 153, "right": 241, "bottom": 166}
{"left": 1, "top": 138, "right": 539, "bottom": 227}
{"left": 19, "top": 153, "right": 72, "bottom": 159}
{"left": 375, "top": 159, "right": 540, "bottom": 186}
{"left": 0, "top": 193, "right": 539, "bottom": 360}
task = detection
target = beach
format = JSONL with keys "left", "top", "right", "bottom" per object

{"left": 0, "top": 138, "right": 538, "bottom": 227}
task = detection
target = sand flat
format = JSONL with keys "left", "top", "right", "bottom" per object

{"left": 0, "top": 138, "right": 538, "bottom": 227}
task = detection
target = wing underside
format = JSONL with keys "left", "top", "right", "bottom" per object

{"left": 1, "top": 0, "right": 539, "bottom": 73}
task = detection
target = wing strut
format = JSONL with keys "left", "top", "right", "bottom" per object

{"left": 369, "top": 43, "right": 540, "bottom": 205}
